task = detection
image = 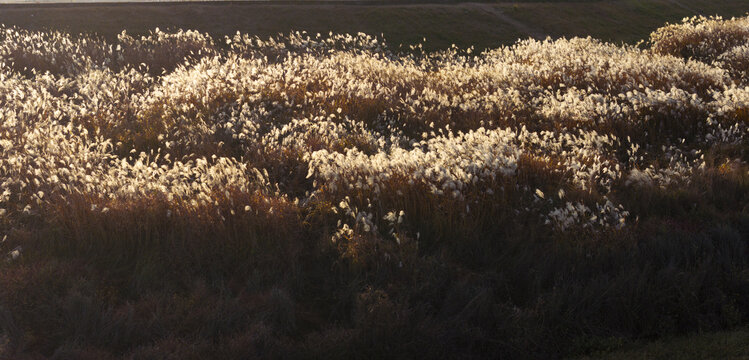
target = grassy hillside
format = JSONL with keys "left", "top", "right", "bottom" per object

{"left": 0, "top": 12, "right": 748, "bottom": 360}
{"left": 507, "top": 0, "right": 749, "bottom": 44}
{"left": 0, "top": 0, "right": 746, "bottom": 50}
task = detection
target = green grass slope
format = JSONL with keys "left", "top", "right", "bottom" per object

{"left": 0, "top": 0, "right": 746, "bottom": 50}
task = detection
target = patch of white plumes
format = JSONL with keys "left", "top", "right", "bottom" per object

{"left": 307, "top": 127, "right": 520, "bottom": 199}
{"left": 0, "top": 120, "right": 270, "bottom": 218}
{"left": 546, "top": 198, "right": 629, "bottom": 231}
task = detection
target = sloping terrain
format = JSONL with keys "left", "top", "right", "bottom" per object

{"left": 0, "top": 0, "right": 747, "bottom": 50}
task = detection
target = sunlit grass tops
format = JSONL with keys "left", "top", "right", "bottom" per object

{"left": 0, "top": 17, "right": 747, "bottom": 251}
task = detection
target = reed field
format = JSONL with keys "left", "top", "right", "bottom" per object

{"left": 0, "top": 14, "right": 748, "bottom": 359}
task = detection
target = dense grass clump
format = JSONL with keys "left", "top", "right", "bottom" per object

{"left": 0, "top": 17, "right": 747, "bottom": 359}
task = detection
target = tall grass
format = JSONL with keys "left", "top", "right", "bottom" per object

{"left": 0, "top": 17, "right": 747, "bottom": 359}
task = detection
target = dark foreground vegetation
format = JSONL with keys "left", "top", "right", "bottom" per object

{"left": 0, "top": 14, "right": 748, "bottom": 359}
